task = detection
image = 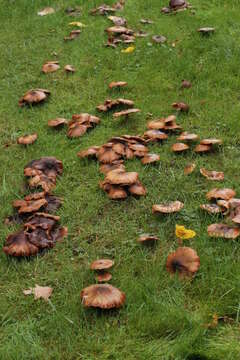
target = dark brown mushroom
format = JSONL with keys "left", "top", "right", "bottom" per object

{"left": 3, "top": 230, "right": 39, "bottom": 257}
{"left": 166, "top": 247, "right": 200, "bottom": 278}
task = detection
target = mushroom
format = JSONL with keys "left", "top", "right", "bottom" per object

{"left": 77, "top": 146, "right": 100, "bottom": 159}
{"left": 113, "top": 108, "right": 140, "bottom": 119}
{"left": 97, "top": 98, "right": 134, "bottom": 112}
{"left": 19, "top": 89, "right": 50, "bottom": 107}
{"left": 138, "top": 234, "right": 159, "bottom": 245}
{"left": 90, "top": 5, "right": 116, "bottom": 16}
{"left": 194, "top": 144, "right": 212, "bottom": 153}
{"left": 172, "top": 102, "right": 189, "bottom": 112}
{"left": 64, "top": 65, "right": 75, "bottom": 73}
{"left": 198, "top": 27, "right": 215, "bottom": 35}
{"left": 166, "top": 247, "right": 200, "bottom": 278}
{"left": 141, "top": 153, "right": 160, "bottom": 165}
{"left": 109, "top": 81, "right": 127, "bottom": 89}
{"left": 99, "top": 161, "right": 126, "bottom": 175}
{"left": 67, "top": 113, "right": 100, "bottom": 138}
{"left": 147, "top": 119, "right": 165, "bottom": 130}
{"left": 81, "top": 284, "right": 126, "bottom": 309}
{"left": 200, "top": 204, "right": 223, "bottom": 214}
{"left": 48, "top": 118, "right": 68, "bottom": 128}
{"left": 106, "top": 26, "right": 134, "bottom": 36}
{"left": 90, "top": 259, "right": 114, "bottom": 283}
{"left": 169, "top": 0, "right": 187, "bottom": 9}
{"left": 177, "top": 132, "right": 198, "bottom": 142}
{"left": 206, "top": 188, "right": 236, "bottom": 202}
{"left": 3, "top": 230, "right": 39, "bottom": 257}
{"left": 207, "top": 224, "right": 240, "bottom": 239}
{"left": 200, "top": 138, "right": 222, "bottom": 146}
{"left": 108, "top": 16, "right": 127, "bottom": 26}
{"left": 17, "top": 133, "right": 38, "bottom": 145}
{"left": 171, "top": 143, "right": 189, "bottom": 153}
{"left": 200, "top": 168, "right": 224, "bottom": 181}
{"left": 152, "top": 35, "right": 167, "bottom": 44}
{"left": 152, "top": 201, "right": 184, "bottom": 214}
{"left": 42, "top": 61, "right": 60, "bottom": 74}
{"left": 105, "top": 169, "right": 138, "bottom": 185}
{"left": 181, "top": 80, "right": 192, "bottom": 89}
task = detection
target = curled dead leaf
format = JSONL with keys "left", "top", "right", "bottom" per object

{"left": 24, "top": 285, "right": 53, "bottom": 301}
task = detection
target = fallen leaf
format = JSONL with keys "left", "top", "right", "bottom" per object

{"left": 24, "top": 285, "right": 53, "bottom": 301}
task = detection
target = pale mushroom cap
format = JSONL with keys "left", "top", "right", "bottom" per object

{"left": 200, "top": 138, "right": 222, "bottom": 145}
{"left": 152, "top": 201, "right": 184, "bottom": 214}
{"left": 208, "top": 224, "right": 240, "bottom": 239}
{"left": 17, "top": 133, "right": 38, "bottom": 145}
{"left": 48, "top": 118, "right": 67, "bottom": 127}
{"left": 105, "top": 169, "right": 138, "bottom": 185}
{"left": 90, "top": 259, "right": 114, "bottom": 271}
{"left": 177, "top": 132, "right": 199, "bottom": 142}
{"left": 42, "top": 62, "right": 60, "bottom": 73}
{"left": 138, "top": 234, "right": 159, "bottom": 243}
{"left": 113, "top": 108, "right": 140, "bottom": 118}
{"left": 141, "top": 153, "right": 160, "bottom": 165}
{"left": 171, "top": 143, "right": 189, "bottom": 152}
{"left": 81, "top": 284, "right": 126, "bottom": 309}
{"left": 200, "top": 168, "right": 224, "bottom": 181}
{"left": 206, "top": 188, "right": 236, "bottom": 201}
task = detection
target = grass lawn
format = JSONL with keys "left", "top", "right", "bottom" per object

{"left": 1, "top": 0, "right": 240, "bottom": 359}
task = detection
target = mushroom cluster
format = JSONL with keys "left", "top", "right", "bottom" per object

{"left": 200, "top": 188, "right": 240, "bottom": 239}
{"left": 3, "top": 157, "right": 67, "bottom": 257}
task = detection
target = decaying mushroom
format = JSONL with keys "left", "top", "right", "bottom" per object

{"left": 19, "top": 89, "right": 50, "bottom": 107}
{"left": 200, "top": 168, "right": 224, "bottom": 181}
{"left": 152, "top": 201, "right": 184, "bottom": 214}
{"left": 17, "top": 133, "right": 38, "bottom": 145}
{"left": 81, "top": 284, "right": 126, "bottom": 309}
{"left": 97, "top": 98, "right": 134, "bottom": 112}
{"left": 42, "top": 61, "right": 60, "bottom": 74}
{"left": 91, "top": 259, "right": 114, "bottom": 283}
{"left": 166, "top": 247, "right": 200, "bottom": 278}
{"left": 207, "top": 223, "right": 240, "bottom": 239}
{"left": 109, "top": 81, "right": 127, "bottom": 89}
{"left": 67, "top": 113, "right": 100, "bottom": 138}
{"left": 3, "top": 213, "right": 67, "bottom": 257}
{"left": 138, "top": 234, "right": 159, "bottom": 245}
{"left": 24, "top": 157, "right": 63, "bottom": 192}
{"left": 206, "top": 188, "right": 236, "bottom": 202}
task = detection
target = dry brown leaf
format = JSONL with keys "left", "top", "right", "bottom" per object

{"left": 24, "top": 285, "right": 53, "bottom": 301}
{"left": 184, "top": 163, "right": 196, "bottom": 175}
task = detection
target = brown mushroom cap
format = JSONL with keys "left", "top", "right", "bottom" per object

{"left": 107, "top": 185, "right": 128, "bottom": 199}
{"left": 171, "top": 143, "right": 189, "bottom": 152}
{"left": 138, "top": 234, "right": 159, "bottom": 244}
{"left": 144, "top": 129, "right": 168, "bottom": 141}
{"left": 172, "top": 102, "right": 189, "bottom": 112}
{"left": 97, "top": 272, "right": 112, "bottom": 283}
{"left": 152, "top": 35, "right": 167, "bottom": 44}
{"left": 42, "top": 62, "right": 60, "bottom": 74}
{"left": 108, "top": 16, "right": 127, "bottom": 26}
{"left": 170, "top": 0, "right": 187, "bottom": 9}
{"left": 200, "top": 138, "right": 222, "bottom": 145}
{"left": 200, "top": 204, "right": 223, "bottom": 214}
{"left": 198, "top": 27, "right": 215, "bottom": 34}
{"left": 128, "top": 181, "right": 146, "bottom": 196}
{"left": 17, "top": 133, "right": 38, "bottom": 145}
{"left": 99, "top": 161, "right": 126, "bottom": 175}
{"left": 106, "top": 26, "right": 133, "bottom": 35}
{"left": 77, "top": 146, "right": 99, "bottom": 159}
{"left": 113, "top": 108, "right": 140, "bottom": 118}
{"left": 105, "top": 169, "right": 138, "bottom": 185}
{"left": 13, "top": 197, "right": 47, "bottom": 214}
{"left": 48, "top": 118, "right": 67, "bottom": 128}
{"left": 177, "top": 132, "right": 199, "bottom": 142}
{"left": 147, "top": 119, "right": 165, "bottom": 130}
{"left": 166, "top": 247, "right": 200, "bottom": 278}
{"left": 208, "top": 224, "right": 240, "bottom": 239}
{"left": 206, "top": 188, "right": 236, "bottom": 201}
{"left": 97, "top": 98, "right": 134, "bottom": 112}
{"left": 90, "top": 259, "right": 114, "bottom": 271}
{"left": 109, "top": 81, "right": 127, "bottom": 89}
{"left": 200, "top": 168, "right": 224, "bottom": 181}
{"left": 19, "top": 89, "right": 50, "bottom": 107}
{"left": 67, "top": 123, "right": 90, "bottom": 138}
{"left": 64, "top": 64, "right": 75, "bottom": 72}
{"left": 194, "top": 144, "right": 212, "bottom": 153}
{"left": 181, "top": 80, "right": 192, "bottom": 89}
{"left": 81, "top": 284, "right": 126, "bottom": 309}
{"left": 152, "top": 201, "right": 184, "bottom": 214}
{"left": 3, "top": 230, "right": 39, "bottom": 257}
{"left": 141, "top": 153, "right": 160, "bottom": 165}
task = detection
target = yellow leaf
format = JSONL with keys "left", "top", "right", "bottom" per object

{"left": 121, "top": 46, "right": 135, "bottom": 54}
{"left": 69, "top": 22, "right": 86, "bottom": 27}
{"left": 175, "top": 225, "right": 196, "bottom": 240}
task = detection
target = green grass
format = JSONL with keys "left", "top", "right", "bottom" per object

{"left": 1, "top": 0, "right": 240, "bottom": 359}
